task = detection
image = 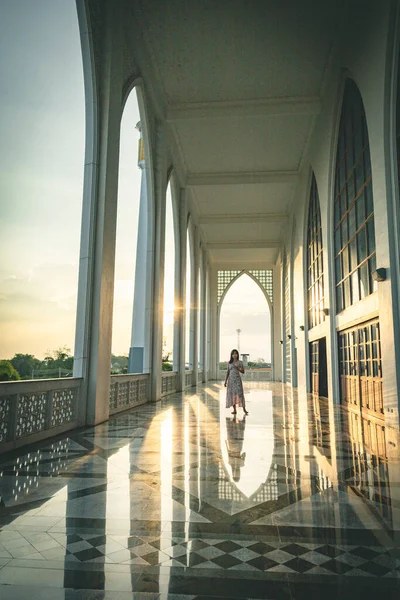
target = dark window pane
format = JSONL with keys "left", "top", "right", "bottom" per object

{"left": 355, "top": 159, "right": 364, "bottom": 197}
{"left": 356, "top": 194, "right": 365, "bottom": 229}
{"left": 348, "top": 205, "right": 356, "bottom": 239}
{"left": 345, "top": 114, "right": 354, "bottom": 151}
{"left": 366, "top": 218, "right": 375, "bottom": 254}
{"left": 357, "top": 229, "right": 367, "bottom": 263}
{"left": 339, "top": 160, "right": 346, "bottom": 192}
{"left": 340, "top": 192, "right": 347, "bottom": 218}
{"left": 365, "top": 182, "right": 373, "bottom": 216}
{"left": 354, "top": 123, "right": 363, "bottom": 160}
{"left": 334, "top": 227, "right": 341, "bottom": 254}
{"left": 343, "top": 247, "right": 349, "bottom": 277}
{"left": 341, "top": 219, "right": 348, "bottom": 246}
{"left": 335, "top": 256, "right": 342, "bottom": 281}
{"left": 347, "top": 176, "right": 355, "bottom": 204}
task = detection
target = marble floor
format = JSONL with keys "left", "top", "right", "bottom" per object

{"left": 0, "top": 382, "right": 400, "bottom": 599}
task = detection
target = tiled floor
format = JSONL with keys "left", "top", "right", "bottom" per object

{"left": 0, "top": 382, "right": 400, "bottom": 599}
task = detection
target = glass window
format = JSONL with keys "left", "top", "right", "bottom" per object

{"left": 334, "top": 80, "right": 377, "bottom": 312}
{"left": 338, "top": 319, "right": 383, "bottom": 415}
{"left": 307, "top": 174, "right": 325, "bottom": 329}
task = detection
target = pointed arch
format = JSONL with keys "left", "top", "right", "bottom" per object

{"left": 218, "top": 271, "right": 273, "bottom": 373}
{"left": 306, "top": 173, "right": 325, "bottom": 329}
{"left": 333, "top": 78, "right": 377, "bottom": 313}
{"left": 218, "top": 270, "right": 273, "bottom": 314}
{"left": 162, "top": 170, "right": 179, "bottom": 366}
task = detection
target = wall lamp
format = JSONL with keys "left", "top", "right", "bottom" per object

{"left": 287, "top": 334, "right": 292, "bottom": 339}
{"left": 299, "top": 325, "right": 305, "bottom": 331}
{"left": 322, "top": 308, "right": 329, "bottom": 316}
{"left": 372, "top": 268, "right": 387, "bottom": 282}
{"left": 279, "top": 340, "right": 283, "bottom": 345}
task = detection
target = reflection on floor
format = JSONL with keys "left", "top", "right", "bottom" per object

{"left": 0, "top": 382, "right": 400, "bottom": 599}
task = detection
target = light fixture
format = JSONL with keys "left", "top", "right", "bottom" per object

{"left": 279, "top": 340, "right": 283, "bottom": 345}
{"left": 322, "top": 308, "right": 329, "bottom": 316}
{"left": 372, "top": 268, "right": 387, "bottom": 282}
{"left": 287, "top": 335, "right": 292, "bottom": 339}
{"left": 299, "top": 325, "right": 305, "bottom": 331}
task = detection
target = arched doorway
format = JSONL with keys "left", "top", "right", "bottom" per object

{"left": 218, "top": 271, "right": 273, "bottom": 380}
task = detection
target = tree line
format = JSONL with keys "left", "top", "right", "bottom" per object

{"left": 0, "top": 349, "right": 135, "bottom": 381}
{"left": 0, "top": 346, "right": 74, "bottom": 381}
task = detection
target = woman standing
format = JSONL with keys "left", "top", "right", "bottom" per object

{"left": 224, "top": 349, "right": 248, "bottom": 416}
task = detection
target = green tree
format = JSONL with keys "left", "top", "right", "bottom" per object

{"left": 0, "top": 360, "right": 21, "bottom": 381}
{"left": 10, "top": 353, "right": 40, "bottom": 379}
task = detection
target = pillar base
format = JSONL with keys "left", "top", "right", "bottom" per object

{"left": 128, "top": 347, "right": 144, "bottom": 373}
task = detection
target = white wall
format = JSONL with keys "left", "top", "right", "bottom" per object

{"left": 287, "top": 0, "right": 400, "bottom": 427}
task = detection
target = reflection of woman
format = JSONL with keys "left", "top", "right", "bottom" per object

{"left": 224, "top": 349, "right": 248, "bottom": 416}
{"left": 226, "top": 417, "right": 246, "bottom": 482}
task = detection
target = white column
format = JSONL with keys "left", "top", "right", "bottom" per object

{"left": 172, "top": 181, "right": 181, "bottom": 374}
{"left": 210, "top": 267, "right": 218, "bottom": 380}
{"left": 206, "top": 263, "right": 212, "bottom": 379}
{"left": 272, "top": 263, "right": 282, "bottom": 382}
{"left": 150, "top": 122, "right": 167, "bottom": 401}
{"left": 73, "top": 2, "right": 124, "bottom": 426}
{"left": 200, "top": 249, "right": 207, "bottom": 383}
{"left": 192, "top": 227, "right": 200, "bottom": 386}
{"left": 177, "top": 189, "right": 188, "bottom": 391}
{"left": 129, "top": 123, "right": 148, "bottom": 373}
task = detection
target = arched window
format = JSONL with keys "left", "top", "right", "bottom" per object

{"left": 219, "top": 273, "right": 271, "bottom": 367}
{"left": 334, "top": 80, "right": 376, "bottom": 313}
{"left": 185, "top": 220, "right": 194, "bottom": 369}
{"left": 307, "top": 174, "right": 325, "bottom": 329}
{"left": 162, "top": 180, "right": 176, "bottom": 366}
{"left": 112, "top": 90, "right": 141, "bottom": 365}
{"left": 0, "top": 1, "right": 84, "bottom": 363}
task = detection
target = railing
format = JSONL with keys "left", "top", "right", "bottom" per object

{"left": 0, "top": 369, "right": 207, "bottom": 454}
{"left": 218, "top": 369, "right": 273, "bottom": 381}
{"left": 185, "top": 371, "right": 193, "bottom": 389}
{"left": 109, "top": 373, "right": 149, "bottom": 415}
{"left": 0, "top": 378, "right": 82, "bottom": 454}
{"left": 161, "top": 371, "right": 177, "bottom": 397}
{"left": 198, "top": 370, "right": 203, "bottom": 382}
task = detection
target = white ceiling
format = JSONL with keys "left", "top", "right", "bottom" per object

{"left": 135, "top": 0, "right": 340, "bottom": 265}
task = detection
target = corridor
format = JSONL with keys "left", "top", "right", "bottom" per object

{"left": 0, "top": 382, "right": 399, "bottom": 599}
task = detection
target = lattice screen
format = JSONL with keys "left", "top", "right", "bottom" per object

{"left": 217, "top": 270, "right": 273, "bottom": 305}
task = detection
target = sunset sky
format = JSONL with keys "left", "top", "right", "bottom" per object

{"left": 0, "top": 0, "right": 271, "bottom": 364}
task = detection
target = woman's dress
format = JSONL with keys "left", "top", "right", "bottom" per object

{"left": 226, "top": 361, "right": 246, "bottom": 408}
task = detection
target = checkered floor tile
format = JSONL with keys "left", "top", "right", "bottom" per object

{"left": 4, "top": 530, "right": 399, "bottom": 578}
